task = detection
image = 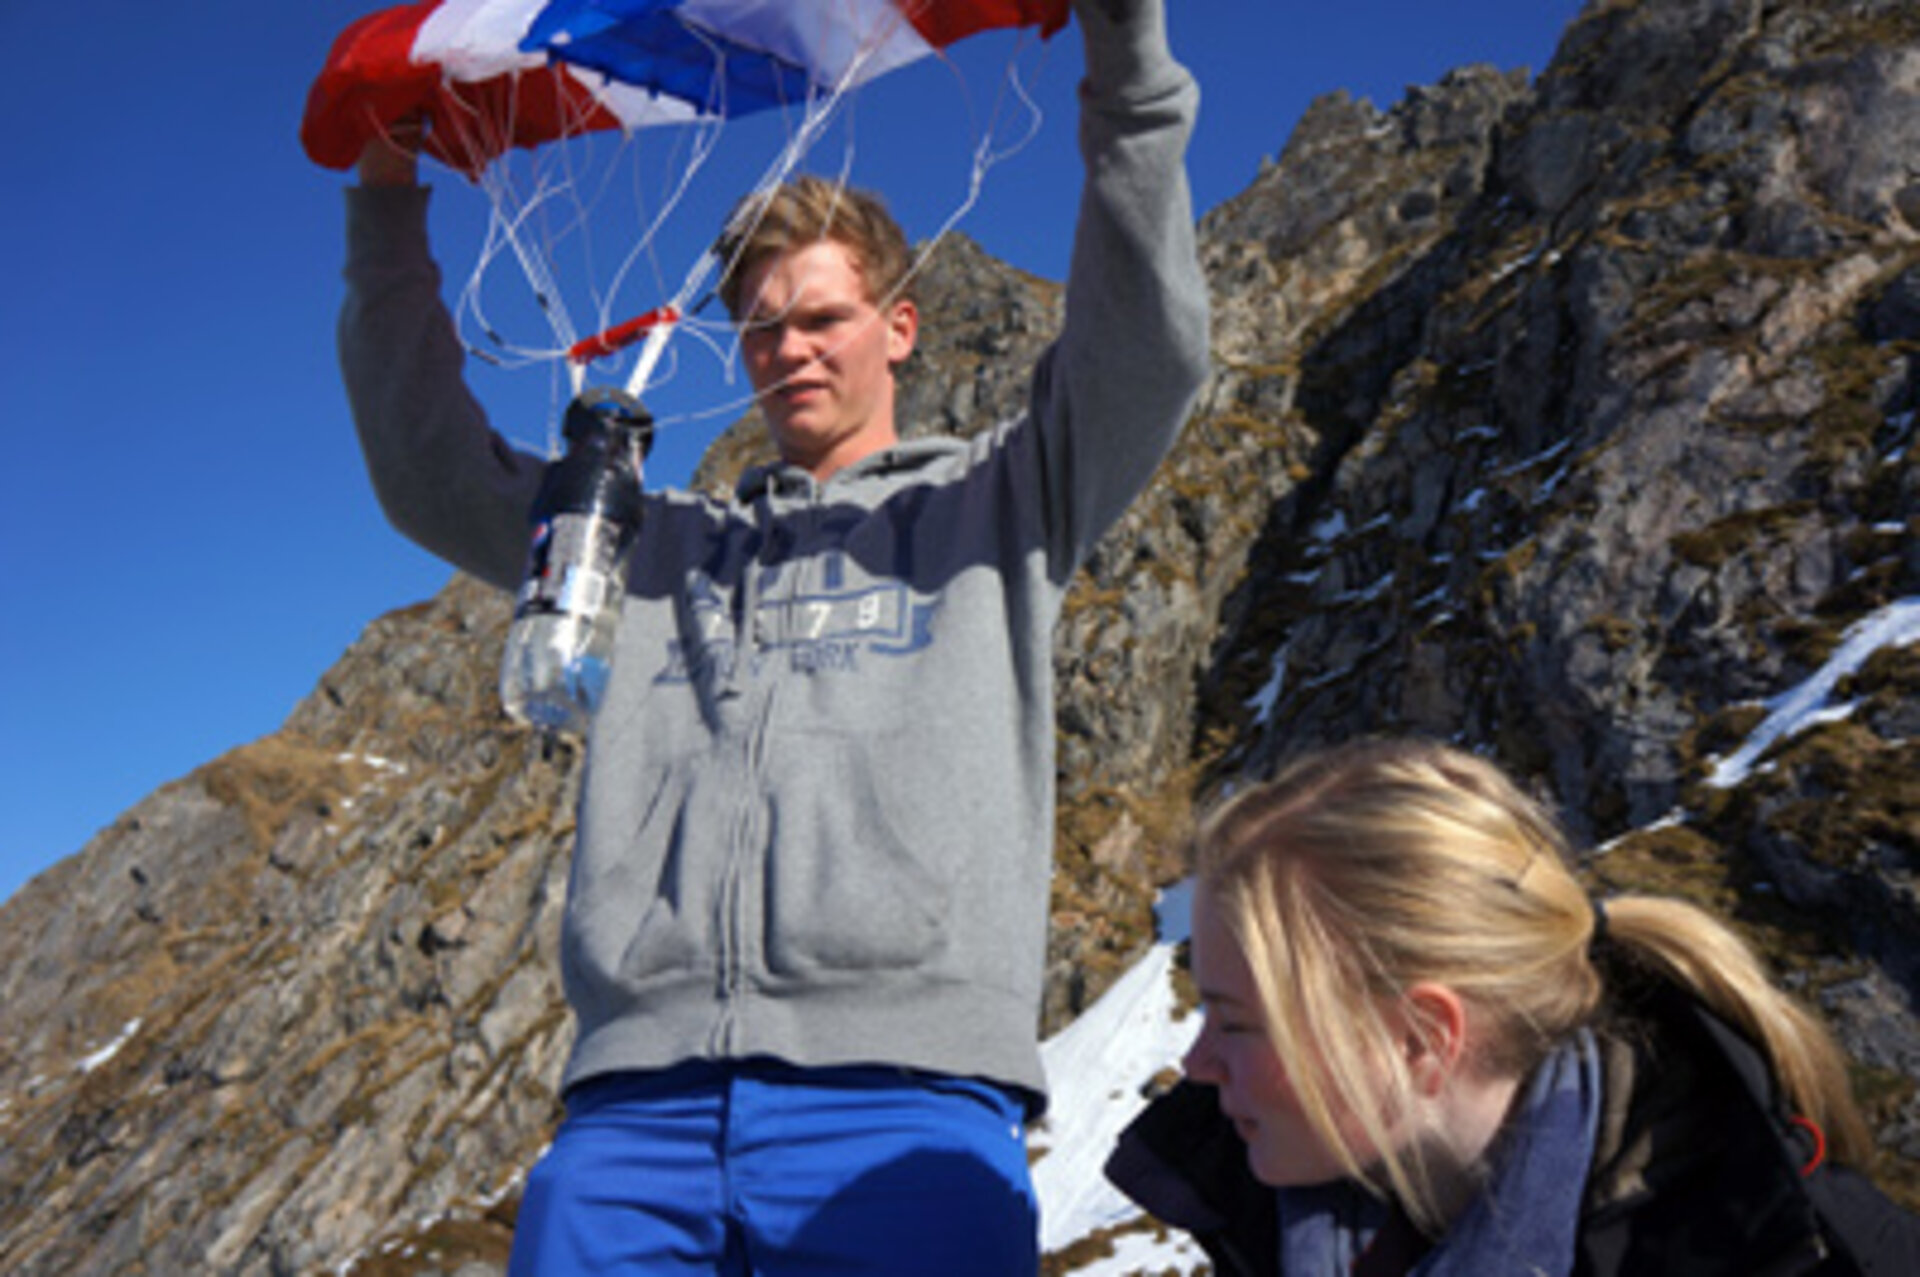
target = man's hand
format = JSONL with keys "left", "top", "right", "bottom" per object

{"left": 357, "top": 118, "right": 424, "bottom": 188}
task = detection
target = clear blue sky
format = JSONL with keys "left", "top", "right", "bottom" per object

{"left": 0, "top": 0, "right": 1582, "bottom": 905}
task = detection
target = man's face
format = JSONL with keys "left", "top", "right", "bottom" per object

{"left": 737, "top": 239, "right": 918, "bottom": 480}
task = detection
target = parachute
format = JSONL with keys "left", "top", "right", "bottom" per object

{"left": 303, "top": 0, "right": 1070, "bottom": 427}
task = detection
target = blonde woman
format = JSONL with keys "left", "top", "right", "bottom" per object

{"left": 1107, "top": 739, "right": 1919, "bottom": 1276}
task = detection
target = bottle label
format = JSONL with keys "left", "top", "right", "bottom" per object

{"left": 513, "top": 513, "right": 627, "bottom": 620}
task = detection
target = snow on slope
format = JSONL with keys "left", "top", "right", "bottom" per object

{"left": 1706, "top": 596, "right": 1920, "bottom": 788}
{"left": 1035, "top": 883, "right": 1210, "bottom": 1274}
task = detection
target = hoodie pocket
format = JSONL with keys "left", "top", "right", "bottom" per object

{"left": 760, "top": 728, "right": 951, "bottom": 976}
{"left": 565, "top": 757, "right": 716, "bottom": 999}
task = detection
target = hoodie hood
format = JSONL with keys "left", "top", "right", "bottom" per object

{"left": 734, "top": 435, "right": 975, "bottom": 505}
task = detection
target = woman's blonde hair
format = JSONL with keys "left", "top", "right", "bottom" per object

{"left": 713, "top": 174, "right": 914, "bottom": 319}
{"left": 1193, "top": 737, "right": 1871, "bottom": 1229}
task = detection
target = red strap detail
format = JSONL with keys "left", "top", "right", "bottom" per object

{"left": 1789, "top": 1114, "right": 1827, "bottom": 1177}
{"left": 567, "top": 306, "right": 681, "bottom": 364}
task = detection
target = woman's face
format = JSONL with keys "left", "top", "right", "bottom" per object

{"left": 1182, "top": 890, "right": 1392, "bottom": 1187}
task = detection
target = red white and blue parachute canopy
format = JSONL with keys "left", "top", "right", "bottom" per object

{"left": 302, "top": 0, "right": 1070, "bottom": 176}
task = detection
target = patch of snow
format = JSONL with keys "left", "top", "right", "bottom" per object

{"left": 1247, "top": 649, "right": 1288, "bottom": 724}
{"left": 1706, "top": 597, "right": 1920, "bottom": 788}
{"left": 1594, "top": 811, "right": 1684, "bottom": 856}
{"left": 338, "top": 752, "right": 408, "bottom": 774}
{"left": 1309, "top": 510, "right": 1349, "bottom": 544}
{"left": 77, "top": 1019, "right": 142, "bottom": 1074}
{"left": 1334, "top": 571, "right": 1396, "bottom": 606}
{"left": 1478, "top": 535, "right": 1535, "bottom": 563}
{"left": 1533, "top": 461, "right": 1571, "bottom": 502}
{"left": 1035, "top": 882, "right": 1203, "bottom": 1271}
{"left": 1485, "top": 244, "right": 1543, "bottom": 286}
{"left": 1493, "top": 436, "right": 1572, "bottom": 480}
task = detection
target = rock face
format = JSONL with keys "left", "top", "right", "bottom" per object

{"left": 4, "top": 0, "right": 1919, "bottom": 1271}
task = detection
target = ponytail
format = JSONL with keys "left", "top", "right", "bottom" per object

{"left": 1600, "top": 894, "right": 1873, "bottom": 1165}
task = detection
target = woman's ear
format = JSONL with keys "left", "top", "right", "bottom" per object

{"left": 1399, "top": 982, "right": 1469, "bottom": 1097}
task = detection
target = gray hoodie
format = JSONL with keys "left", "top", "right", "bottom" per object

{"left": 338, "top": 0, "right": 1208, "bottom": 1112}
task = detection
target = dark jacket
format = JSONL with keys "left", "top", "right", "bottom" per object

{"left": 1106, "top": 985, "right": 1920, "bottom": 1276}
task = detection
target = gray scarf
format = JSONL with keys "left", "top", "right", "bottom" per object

{"left": 1275, "top": 1029, "right": 1603, "bottom": 1277}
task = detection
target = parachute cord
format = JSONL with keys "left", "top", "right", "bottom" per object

{"left": 619, "top": 33, "right": 865, "bottom": 403}
{"left": 589, "top": 24, "right": 734, "bottom": 345}
{"left": 481, "top": 164, "right": 582, "bottom": 357}
{"left": 461, "top": 164, "right": 591, "bottom": 419}
{"left": 626, "top": 250, "right": 719, "bottom": 396}
{"left": 913, "top": 31, "right": 1051, "bottom": 290}
{"left": 879, "top": 4, "right": 1052, "bottom": 258}
{"left": 595, "top": 114, "right": 724, "bottom": 363}
{"left": 429, "top": 3, "right": 1055, "bottom": 444}
{"left": 437, "top": 67, "right": 595, "bottom": 447}
{"left": 660, "top": 30, "right": 1053, "bottom": 434}
{"left": 501, "top": 69, "right": 584, "bottom": 365}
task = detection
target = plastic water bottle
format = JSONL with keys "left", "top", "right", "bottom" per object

{"left": 499, "top": 389, "right": 653, "bottom": 735}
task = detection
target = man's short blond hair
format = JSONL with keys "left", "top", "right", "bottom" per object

{"left": 714, "top": 175, "right": 914, "bottom": 318}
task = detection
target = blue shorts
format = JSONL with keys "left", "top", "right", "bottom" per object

{"left": 507, "top": 1059, "right": 1039, "bottom": 1276}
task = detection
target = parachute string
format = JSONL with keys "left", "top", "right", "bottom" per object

{"left": 593, "top": 111, "right": 725, "bottom": 363}
{"left": 656, "top": 26, "right": 1055, "bottom": 435}
{"left": 914, "top": 28, "right": 1053, "bottom": 283}
{"left": 467, "top": 165, "right": 579, "bottom": 357}
{"left": 428, "top": 66, "right": 598, "bottom": 452}
{"left": 556, "top": 72, "right": 685, "bottom": 372}
{"left": 570, "top": 19, "right": 746, "bottom": 397}
{"left": 406, "top": 3, "right": 1060, "bottom": 452}
{"left": 447, "top": 69, "right": 586, "bottom": 358}
{"left": 620, "top": 18, "right": 885, "bottom": 404}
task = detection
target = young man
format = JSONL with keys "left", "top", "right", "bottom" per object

{"left": 338, "top": 0, "right": 1207, "bottom": 1270}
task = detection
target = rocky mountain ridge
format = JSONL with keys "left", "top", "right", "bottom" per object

{"left": 4, "top": 0, "right": 1918, "bottom": 1271}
